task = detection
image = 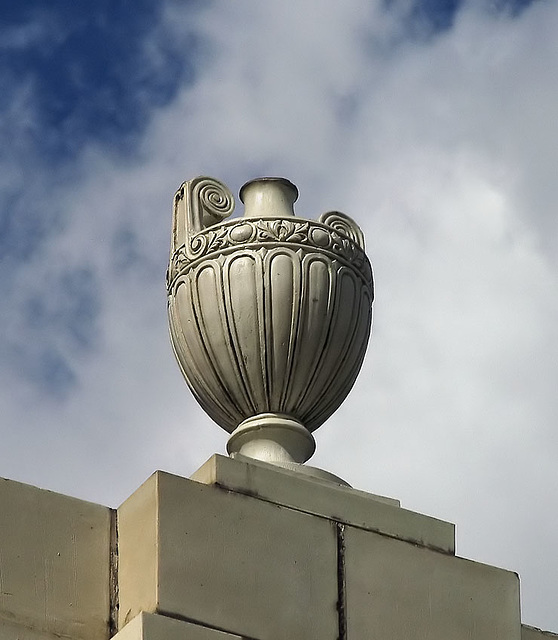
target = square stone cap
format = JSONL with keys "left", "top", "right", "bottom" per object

{"left": 191, "top": 454, "right": 455, "bottom": 554}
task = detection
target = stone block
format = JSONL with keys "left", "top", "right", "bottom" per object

{"left": 344, "top": 525, "right": 521, "bottom": 640}
{"left": 0, "top": 477, "right": 112, "bottom": 640}
{"left": 113, "top": 612, "right": 244, "bottom": 640}
{"left": 117, "top": 471, "right": 338, "bottom": 640}
{"left": 191, "top": 454, "right": 454, "bottom": 553}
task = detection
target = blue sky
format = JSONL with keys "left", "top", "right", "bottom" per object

{"left": 1, "top": 0, "right": 557, "bottom": 631}
{"left": 3, "top": 1, "right": 190, "bottom": 156}
{"left": 0, "top": 0, "right": 540, "bottom": 392}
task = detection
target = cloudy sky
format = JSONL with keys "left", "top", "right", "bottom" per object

{"left": 1, "top": 0, "right": 557, "bottom": 631}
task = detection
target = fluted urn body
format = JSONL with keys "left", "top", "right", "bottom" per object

{"left": 167, "top": 177, "right": 373, "bottom": 466}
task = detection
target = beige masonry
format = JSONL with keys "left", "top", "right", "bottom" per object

{"left": 0, "top": 456, "right": 556, "bottom": 639}
{"left": 117, "top": 469, "right": 339, "bottom": 640}
{"left": 192, "top": 454, "right": 454, "bottom": 553}
{"left": 0, "top": 477, "right": 111, "bottom": 640}
{"left": 344, "top": 526, "right": 520, "bottom": 639}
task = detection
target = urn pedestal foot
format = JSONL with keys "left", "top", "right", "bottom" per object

{"left": 226, "top": 414, "right": 316, "bottom": 465}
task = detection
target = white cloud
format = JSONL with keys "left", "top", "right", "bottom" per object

{"left": 1, "top": 0, "right": 557, "bottom": 630}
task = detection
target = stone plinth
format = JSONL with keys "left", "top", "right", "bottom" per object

{"left": 117, "top": 470, "right": 339, "bottom": 640}
{"left": 0, "top": 459, "right": 554, "bottom": 639}
{"left": 192, "top": 454, "right": 454, "bottom": 553}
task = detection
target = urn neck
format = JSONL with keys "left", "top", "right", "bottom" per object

{"left": 239, "top": 177, "right": 298, "bottom": 218}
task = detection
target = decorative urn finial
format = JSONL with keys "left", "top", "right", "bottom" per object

{"left": 167, "top": 176, "right": 373, "bottom": 472}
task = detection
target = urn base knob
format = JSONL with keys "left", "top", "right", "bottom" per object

{"left": 226, "top": 414, "right": 316, "bottom": 465}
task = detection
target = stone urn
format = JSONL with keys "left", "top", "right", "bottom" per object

{"left": 167, "top": 176, "right": 373, "bottom": 469}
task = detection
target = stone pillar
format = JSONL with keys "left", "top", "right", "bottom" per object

{"left": 113, "top": 454, "right": 523, "bottom": 640}
{"left": 0, "top": 460, "right": 556, "bottom": 639}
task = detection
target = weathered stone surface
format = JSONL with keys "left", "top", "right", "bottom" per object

{"left": 344, "top": 525, "right": 521, "bottom": 640}
{"left": 113, "top": 612, "right": 244, "bottom": 640}
{"left": 523, "top": 625, "right": 558, "bottom": 639}
{"left": 117, "top": 471, "right": 338, "bottom": 640}
{"left": 192, "top": 454, "right": 454, "bottom": 553}
{"left": 0, "top": 478, "right": 111, "bottom": 640}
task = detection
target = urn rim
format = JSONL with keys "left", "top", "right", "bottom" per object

{"left": 239, "top": 177, "right": 299, "bottom": 204}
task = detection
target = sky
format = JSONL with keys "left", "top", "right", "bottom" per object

{"left": 1, "top": 0, "right": 557, "bottom": 631}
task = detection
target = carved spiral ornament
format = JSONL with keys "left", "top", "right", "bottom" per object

{"left": 319, "top": 211, "right": 365, "bottom": 249}
{"left": 192, "top": 177, "right": 235, "bottom": 229}
{"left": 167, "top": 176, "right": 374, "bottom": 467}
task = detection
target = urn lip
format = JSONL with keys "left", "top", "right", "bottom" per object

{"left": 239, "top": 177, "right": 299, "bottom": 204}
